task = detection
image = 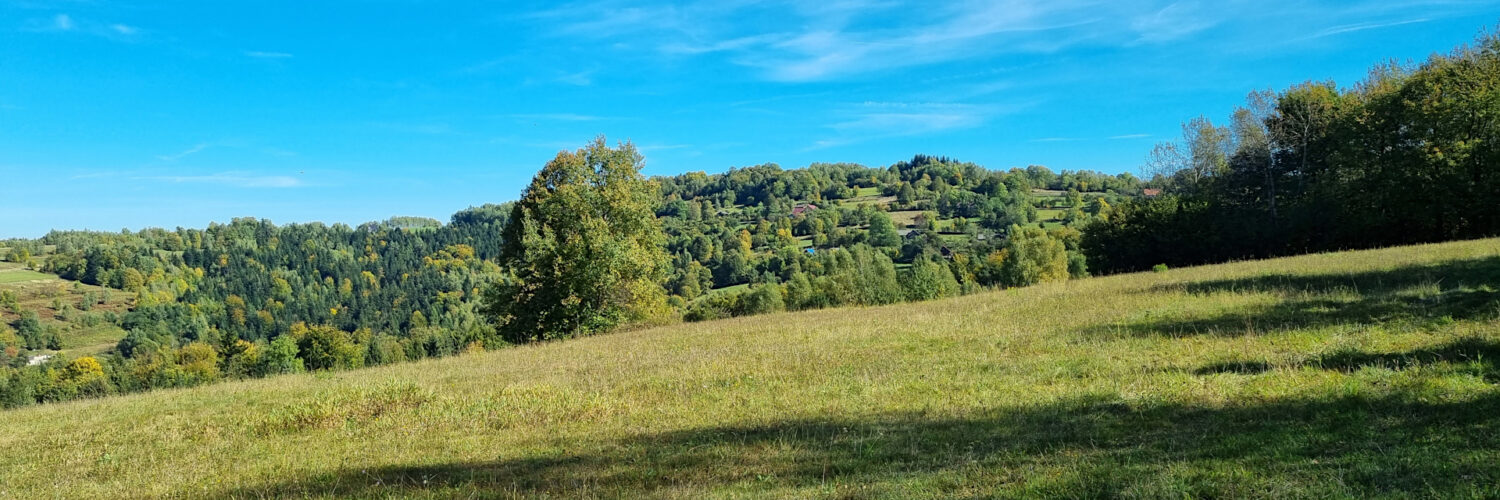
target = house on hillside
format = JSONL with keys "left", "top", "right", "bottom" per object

{"left": 1142, "top": 188, "right": 1162, "bottom": 198}
{"left": 792, "top": 203, "right": 819, "bottom": 217}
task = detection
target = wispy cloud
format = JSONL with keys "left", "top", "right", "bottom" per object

{"left": 806, "top": 101, "right": 998, "bottom": 150}
{"left": 831, "top": 102, "right": 988, "bottom": 134}
{"left": 556, "top": 70, "right": 593, "bottom": 86}
{"left": 1307, "top": 18, "right": 1431, "bottom": 39}
{"left": 1109, "top": 133, "right": 1151, "bottom": 140}
{"left": 369, "top": 122, "right": 454, "bottom": 135}
{"left": 24, "top": 13, "right": 142, "bottom": 39}
{"left": 530, "top": 1, "right": 1254, "bottom": 82}
{"left": 244, "top": 51, "right": 293, "bottom": 59}
{"left": 505, "top": 113, "right": 606, "bottom": 122}
{"left": 158, "top": 143, "right": 209, "bottom": 161}
{"left": 637, "top": 143, "right": 692, "bottom": 152}
{"left": 143, "top": 172, "right": 303, "bottom": 188}
{"left": 1129, "top": 2, "right": 1219, "bottom": 44}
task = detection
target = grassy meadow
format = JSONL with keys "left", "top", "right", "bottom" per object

{"left": 5, "top": 238, "right": 1500, "bottom": 498}
{"left": 0, "top": 265, "right": 131, "bottom": 356}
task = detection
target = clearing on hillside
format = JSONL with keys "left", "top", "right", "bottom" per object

{"left": 3, "top": 238, "right": 1500, "bottom": 498}
{"left": 0, "top": 268, "right": 132, "bottom": 356}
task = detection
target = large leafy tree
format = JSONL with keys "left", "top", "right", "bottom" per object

{"left": 483, "top": 137, "right": 671, "bottom": 343}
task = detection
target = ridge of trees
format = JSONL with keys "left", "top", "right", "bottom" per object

{"left": 1084, "top": 30, "right": 1500, "bottom": 273}
{"left": 0, "top": 150, "right": 1131, "bottom": 408}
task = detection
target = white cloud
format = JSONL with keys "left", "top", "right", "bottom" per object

{"left": 23, "top": 13, "right": 142, "bottom": 39}
{"left": 1109, "top": 134, "right": 1151, "bottom": 140}
{"left": 806, "top": 101, "right": 996, "bottom": 150}
{"left": 505, "top": 113, "right": 606, "bottom": 122}
{"left": 1307, "top": 18, "right": 1431, "bottom": 39}
{"left": 245, "top": 51, "right": 294, "bottom": 59}
{"left": 556, "top": 70, "right": 593, "bottom": 86}
{"left": 145, "top": 173, "right": 303, "bottom": 188}
{"left": 534, "top": 0, "right": 1142, "bottom": 82}
{"left": 157, "top": 143, "right": 209, "bottom": 161}
{"left": 1129, "top": 2, "right": 1219, "bottom": 44}
{"left": 637, "top": 143, "right": 692, "bottom": 152}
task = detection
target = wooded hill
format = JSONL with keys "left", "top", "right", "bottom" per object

{"left": 0, "top": 156, "right": 1138, "bottom": 408}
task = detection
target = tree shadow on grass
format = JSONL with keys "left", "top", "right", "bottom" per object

{"left": 216, "top": 391, "right": 1500, "bottom": 499}
{"left": 1090, "top": 255, "right": 1500, "bottom": 338}
{"left": 1197, "top": 337, "right": 1500, "bottom": 380}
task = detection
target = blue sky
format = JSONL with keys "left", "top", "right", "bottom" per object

{"left": 1, "top": 1, "right": 1496, "bottom": 238}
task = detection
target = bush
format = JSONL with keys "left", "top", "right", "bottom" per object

{"left": 735, "top": 283, "right": 784, "bottom": 316}
{"left": 1153, "top": 263, "right": 1169, "bottom": 273}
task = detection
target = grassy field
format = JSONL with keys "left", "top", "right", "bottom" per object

{"left": 5, "top": 239, "right": 1500, "bottom": 498}
{"left": 0, "top": 268, "right": 133, "bottom": 356}
{"left": 0, "top": 269, "right": 54, "bottom": 284}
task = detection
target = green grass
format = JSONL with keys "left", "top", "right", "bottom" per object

{"left": 1035, "top": 208, "right": 1066, "bottom": 221}
{"left": 0, "top": 269, "right": 53, "bottom": 284}
{"left": 701, "top": 283, "right": 750, "bottom": 298}
{"left": 61, "top": 324, "right": 129, "bottom": 352}
{"left": 5, "top": 239, "right": 1500, "bottom": 498}
{"left": 888, "top": 210, "right": 924, "bottom": 227}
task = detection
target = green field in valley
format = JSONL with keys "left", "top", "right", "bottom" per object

{"left": 0, "top": 270, "right": 54, "bottom": 284}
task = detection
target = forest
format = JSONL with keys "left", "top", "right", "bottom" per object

{"left": 1082, "top": 32, "right": 1500, "bottom": 273}
{"left": 0, "top": 148, "right": 1138, "bottom": 407}
{"left": 3, "top": 30, "right": 1497, "bottom": 410}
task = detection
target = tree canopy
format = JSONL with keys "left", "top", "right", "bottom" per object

{"left": 483, "top": 137, "right": 671, "bottom": 343}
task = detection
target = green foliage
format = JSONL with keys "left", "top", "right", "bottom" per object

{"left": 736, "top": 283, "right": 784, "bottom": 316}
{"left": 1087, "top": 30, "right": 1500, "bottom": 273}
{"left": 260, "top": 335, "right": 304, "bottom": 376}
{"left": 1153, "top": 264, "right": 1169, "bottom": 273}
{"left": 296, "top": 325, "right": 364, "bottom": 371}
{"left": 902, "top": 258, "right": 961, "bottom": 301}
{"left": 1001, "top": 225, "right": 1069, "bottom": 287}
{"left": 484, "top": 137, "right": 671, "bottom": 343}
{"left": 866, "top": 212, "right": 900, "bottom": 249}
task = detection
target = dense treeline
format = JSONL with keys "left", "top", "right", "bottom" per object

{"left": 652, "top": 156, "right": 1128, "bottom": 316}
{"left": 1, "top": 207, "right": 515, "bottom": 406}
{"left": 1, "top": 144, "right": 1139, "bottom": 408}
{"left": 1084, "top": 31, "right": 1500, "bottom": 273}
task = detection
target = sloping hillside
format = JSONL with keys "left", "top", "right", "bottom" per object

{"left": 0, "top": 259, "right": 132, "bottom": 360}
{"left": 3, "top": 238, "right": 1500, "bottom": 498}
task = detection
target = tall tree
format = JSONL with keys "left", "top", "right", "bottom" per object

{"left": 867, "top": 212, "right": 900, "bottom": 249}
{"left": 483, "top": 137, "right": 671, "bottom": 343}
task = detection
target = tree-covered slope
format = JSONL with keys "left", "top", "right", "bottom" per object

{"left": 2, "top": 155, "right": 1130, "bottom": 409}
